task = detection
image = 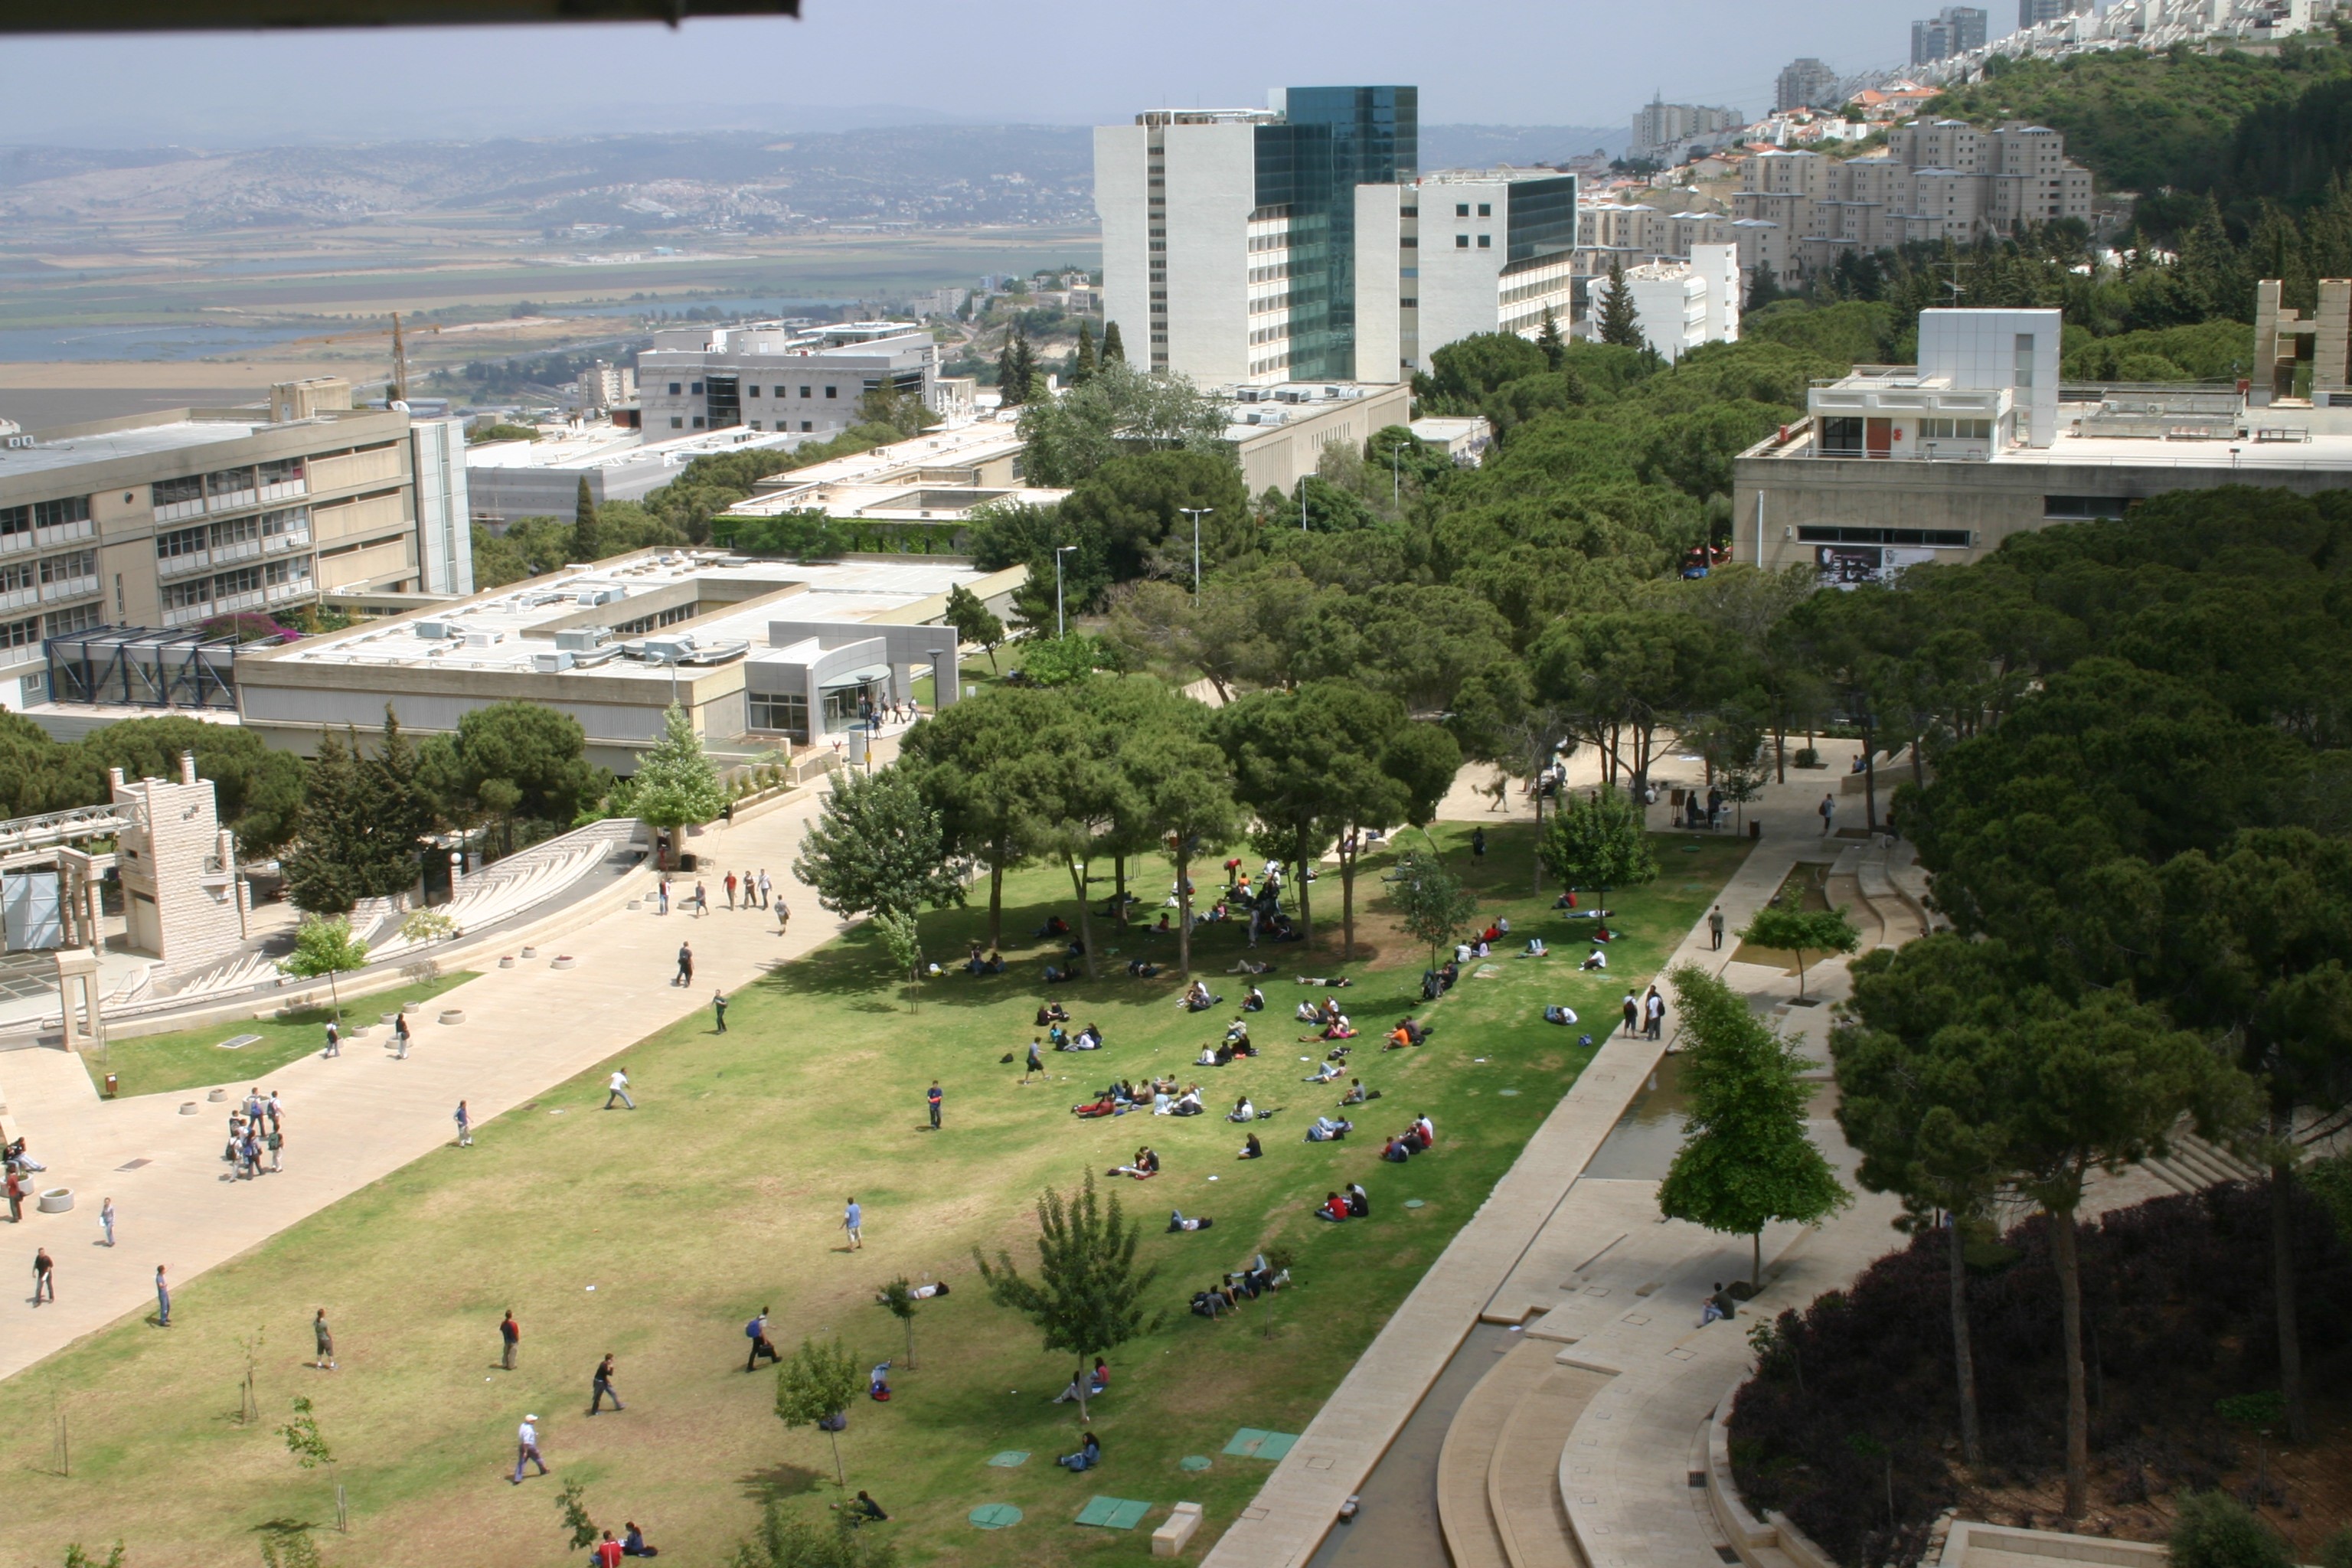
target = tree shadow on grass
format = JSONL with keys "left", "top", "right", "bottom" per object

{"left": 737, "top": 1460, "right": 828, "bottom": 1505}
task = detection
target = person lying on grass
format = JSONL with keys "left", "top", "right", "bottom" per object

{"left": 1295, "top": 975, "right": 1354, "bottom": 987}
{"left": 1168, "top": 1210, "right": 1214, "bottom": 1232}
{"left": 1304, "top": 1060, "right": 1341, "bottom": 1084}
{"left": 1108, "top": 1147, "right": 1159, "bottom": 1179}
{"left": 1305, "top": 1115, "right": 1352, "bottom": 1142}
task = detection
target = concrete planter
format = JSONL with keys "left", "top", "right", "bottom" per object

{"left": 437, "top": 1009, "right": 466, "bottom": 1026}
{"left": 38, "top": 1187, "right": 72, "bottom": 1213}
{"left": 520, "top": 946, "right": 538, "bottom": 959}
{"left": 207, "top": 1087, "right": 227, "bottom": 1102}
{"left": 178, "top": 1102, "right": 199, "bottom": 1116}
{"left": 550, "top": 956, "right": 577, "bottom": 972}
{"left": 498, "top": 956, "right": 516, "bottom": 969}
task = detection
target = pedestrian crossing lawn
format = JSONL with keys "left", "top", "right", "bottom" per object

{"left": 2, "top": 824, "right": 1749, "bottom": 1568}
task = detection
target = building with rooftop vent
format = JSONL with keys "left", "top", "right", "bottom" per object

{"left": 635, "top": 320, "right": 942, "bottom": 440}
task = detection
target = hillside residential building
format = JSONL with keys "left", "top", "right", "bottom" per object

{"left": 1912, "top": 6, "right": 1988, "bottom": 62}
{"left": 2017, "top": 0, "right": 2092, "bottom": 26}
{"left": 1733, "top": 120, "right": 2092, "bottom": 286}
{"left": 1775, "top": 57, "right": 1840, "bottom": 113}
{"left": 635, "top": 320, "right": 941, "bottom": 439}
{"left": 573, "top": 361, "right": 636, "bottom": 413}
{"left": 1630, "top": 98, "right": 1744, "bottom": 162}
{"left": 1094, "top": 86, "right": 1576, "bottom": 387}
{"left": 1732, "top": 305, "right": 2352, "bottom": 583}
{"left": 0, "top": 379, "right": 468, "bottom": 711}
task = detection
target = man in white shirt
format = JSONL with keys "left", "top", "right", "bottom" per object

{"left": 512, "top": 1414, "right": 548, "bottom": 1484}
{"left": 756, "top": 869, "right": 773, "bottom": 909}
{"left": 605, "top": 1069, "right": 635, "bottom": 1110}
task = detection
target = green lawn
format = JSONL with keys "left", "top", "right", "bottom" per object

{"left": 81, "top": 972, "right": 479, "bottom": 1099}
{"left": 6, "top": 825, "right": 1747, "bottom": 1567}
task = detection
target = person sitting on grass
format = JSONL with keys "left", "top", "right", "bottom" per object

{"left": 1383, "top": 1133, "right": 1411, "bottom": 1162}
{"left": 1414, "top": 1114, "right": 1436, "bottom": 1147}
{"left": 1341, "top": 1079, "right": 1377, "bottom": 1106}
{"left": 1168, "top": 1210, "right": 1214, "bottom": 1233}
{"left": 1109, "top": 1147, "right": 1159, "bottom": 1179}
{"left": 1179, "top": 979, "right": 1218, "bottom": 1011}
{"left": 1057, "top": 1432, "right": 1102, "bottom": 1471}
{"left": 1304, "top": 1060, "right": 1341, "bottom": 1084}
{"left": 1047, "top": 1021, "right": 1071, "bottom": 1050}
{"left": 1075, "top": 1021, "right": 1104, "bottom": 1050}
{"left": 1054, "top": 1358, "right": 1111, "bottom": 1403}
{"left": 1305, "top": 1115, "right": 1351, "bottom": 1142}
{"left": 1317, "top": 1191, "right": 1351, "bottom": 1222}
{"left": 1579, "top": 948, "right": 1608, "bottom": 972}
{"left": 1228, "top": 1028, "right": 1258, "bottom": 1058}
{"left": 622, "top": 1521, "right": 658, "bottom": 1557}
{"left": 1239, "top": 1132, "right": 1263, "bottom": 1159}
{"left": 1171, "top": 1085, "right": 1206, "bottom": 1116}
{"left": 1037, "top": 1002, "right": 1070, "bottom": 1027}
{"left": 842, "top": 1492, "right": 887, "bottom": 1525}
{"left": 982, "top": 949, "right": 1006, "bottom": 973}
{"left": 1196, "top": 1042, "right": 1223, "bottom": 1068}
{"left": 1553, "top": 888, "right": 1579, "bottom": 910}
{"left": 868, "top": 1362, "right": 893, "bottom": 1401}
{"left": 1229, "top": 1096, "right": 1258, "bottom": 1123}
{"left": 1241, "top": 985, "right": 1266, "bottom": 1012}
{"left": 1544, "top": 1004, "right": 1580, "bottom": 1026}
{"left": 1347, "top": 1182, "right": 1370, "bottom": 1217}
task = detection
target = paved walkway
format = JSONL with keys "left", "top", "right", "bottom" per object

{"left": 1201, "top": 746, "right": 1870, "bottom": 1568}
{"left": 0, "top": 793, "right": 844, "bottom": 1383}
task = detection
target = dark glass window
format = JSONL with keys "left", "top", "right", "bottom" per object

{"left": 1819, "top": 417, "right": 1864, "bottom": 456}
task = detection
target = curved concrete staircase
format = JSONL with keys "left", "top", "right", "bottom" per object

{"left": 1437, "top": 1334, "right": 1608, "bottom": 1568}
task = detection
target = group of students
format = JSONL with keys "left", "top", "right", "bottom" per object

{"left": 1380, "top": 1115, "right": 1437, "bottom": 1163}
{"left": 1317, "top": 1183, "right": 1372, "bottom": 1222}
{"left": 1188, "top": 1252, "right": 1292, "bottom": 1318}
{"left": 1073, "top": 1076, "right": 1206, "bottom": 1119}
{"left": 1194, "top": 1019, "right": 1260, "bottom": 1067}
{"left": 221, "top": 1087, "right": 287, "bottom": 1178}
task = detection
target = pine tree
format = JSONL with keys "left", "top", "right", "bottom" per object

{"left": 1004, "top": 326, "right": 1036, "bottom": 407}
{"left": 574, "top": 475, "right": 596, "bottom": 537}
{"left": 361, "top": 707, "right": 436, "bottom": 899}
{"left": 1537, "top": 307, "right": 1565, "bottom": 370}
{"left": 627, "top": 703, "right": 727, "bottom": 861}
{"left": 1099, "top": 319, "right": 1126, "bottom": 364}
{"left": 1597, "top": 259, "right": 1644, "bottom": 348}
{"left": 1745, "top": 261, "right": 1783, "bottom": 312}
{"left": 283, "top": 727, "right": 368, "bottom": 916}
{"left": 994, "top": 335, "right": 1019, "bottom": 406}
{"left": 1071, "top": 319, "right": 1098, "bottom": 385}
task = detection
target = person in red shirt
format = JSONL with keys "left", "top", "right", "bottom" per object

{"left": 596, "top": 1530, "right": 624, "bottom": 1567}
{"left": 1322, "top": 1191, "right": 1350, "bottom": 1223}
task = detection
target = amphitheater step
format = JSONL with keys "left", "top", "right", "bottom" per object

{"left": 1489, "top": 1360, "right": 1607, "bottom": 1568}
{"left": 1438, "top": 1337, "right": 1549, "bottom": 1568}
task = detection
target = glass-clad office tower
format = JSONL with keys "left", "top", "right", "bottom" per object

{"left": 1256, "top": 87, "right": 1419, "bottom": 381}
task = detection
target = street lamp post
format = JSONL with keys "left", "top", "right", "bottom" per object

{"left": 1389, "top": 442, "right": 1405, "bottom": 508}
{"left": 1178, "top": 507, "right": 1212, "bottom": 601}
{"left": 1054, "top": 544, "right": 1077, "bottom": 638}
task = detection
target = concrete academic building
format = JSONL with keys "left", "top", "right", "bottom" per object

{"left": 1732, "top": 305, "right": 2352, "bottom": 584}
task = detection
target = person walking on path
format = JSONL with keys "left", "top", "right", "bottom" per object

{"left": 1471, "top": 826, "right": 1486, "bottom": 858}
{"left": 32, "top": 1246, "right": 54, "bottom": 1305}
{"left": 1818, "top": 793, "right": 1836, "bottom": 838}
{"left": 266, "top": 1092, "right": 283, "bottom": 1134}
{"left": 155, "top": 1265, "right": 171, "bottom": 1328}
{"left": 512, "top": 1413, "right": 549, "bottom": 1484}
{"left": 746, "top": 1306, "right": 781, "bottom": 1371}
{"left": 724, "top": 871, "right": 738, "bottom": 910}
{"left": 757, "top": 869, "right": 772, "bottom": 909}
{"left": 657, "top": 879, "right": 670, "bottom": 916}
{"left": 927, "top": 1080, "right": 942, "bottom": 1130}
{"left": 1023, "top": 1037, "right": 1043, "bottom": 1083}
{"left": 776, "top": 898, "right": 790, "bottom": 935}
{"left": 675, "top": 943, "right": 694, "bottom": 988}
{"left": 500, "top": 1309, "right": 520, "bottom": 1370}
{"left": 313, "top": 1308, "right": 336, "bottom": 1370}
{"left": 1708, "top": 905, "right": 1726, "bottom": 951}
{"left": 693, "top": 881, "right": 709, "bottom": 917}
{"left": 606, "top": 1068, "right": 635, "bottom": 1110}
{"left": 590, "top": 1353, "right": 625, "bottom": 1414}
{"left": 395, "top": 1012, "right": 412, "bottom": 1059}
{"left": 1645, "top": 986, "right": 1666, "bottom": 1041}
{"left": 323, "top": 1018, "right": 341, "bottom": 1057}
{"left": 713, "top": 990, "right": 728, "bottom": 1034}
{"left": 266, "top": 1123, "right": 285, "bottom": 1173}
{"left": 99, "top": 1197, "right": 115, "bottom": 1247}
{"left": 841, "top": 1197, "right": 863, "bottom": 1251}
{"left": 1621, "top": 991, "right": 1642, "bottom": 1038}
{"left": 454, "top": 1100, "right": 473, "bottom": 1147}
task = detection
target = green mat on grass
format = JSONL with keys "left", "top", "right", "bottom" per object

{"left": 969, "top": 1504, "right": 1023, "bottom": 1529}
{"left": 1075, "top": 1495, "right": 1153, "bottom": 1530}
{"left": 1179, "top": 1455, "right": 1212, "bottom": 1472}
{"left": 987, "top": 1450, "right": 1029, "bottom": 1467}
{"left": 1221, "top": 1427, "right": 1300, "bottom": 1459}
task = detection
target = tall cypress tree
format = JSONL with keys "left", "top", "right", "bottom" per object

{"left": 1099, "top": 320, "right": 1125, "bottom": 364}
{"left": 1071, "top": 319, "right": 1098, "bottom": 384}
{"left": 283, "top": 726, "right": 368, "bottom": 916}
{"left": 573, "top": 476, "right": 599, "bottom": 558}
{"left": 994, "top": 334, "right": 1019, "bottom": 405}
{"left": 1597, "top": 258, "right": 1644, "bottom": 349}
{"left": 1001, "top": 326, "right": 1034, "bottom": 407}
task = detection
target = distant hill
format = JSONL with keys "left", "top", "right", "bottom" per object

{"left": 1422, "top": 123, "right": 1628, "bottom": 168}
{"left": 1929, "top": 34, "right": 2352, "bottom": 227}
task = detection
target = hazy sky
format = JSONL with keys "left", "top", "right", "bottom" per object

{"left": 0, "top": 0, "right": 1945, "bottom": 147}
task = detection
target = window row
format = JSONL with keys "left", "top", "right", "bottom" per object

{"left": 0, "top": 495, "right": 91, "bottom": 538}
{"left": 1918, "top": 418, "right": 1992, "bottom": 440}
{"left": 665, "top": 381, "right": 838, "bottom": 400}
{"left": 1452, "top": 201, "right": 1492, "bottom": 218}
{"left": 1455, "top": 234, "right": 1491, "bottom": 249}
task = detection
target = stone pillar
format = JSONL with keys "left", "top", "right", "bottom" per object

{"left": 54, "top": 947, "right": 105, "bottom": 1055}
{"left": 2315, "top": 278, "right": 2350, "bottom": 397}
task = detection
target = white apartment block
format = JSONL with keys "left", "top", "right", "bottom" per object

{"left": 1631, "top": 99, "right": 1746, "bottom": 162}
{"left": 1623, "top": 243, "right": 1743, "bottom": 363}
{"left": 574, "top": 361, "right": 637, "bottom": 413}
{"left": 637, "top": 320, "right": 940, "bottom": 438}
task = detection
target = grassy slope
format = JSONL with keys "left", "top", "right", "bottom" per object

{"left": 80, "top": 972, "right": 478, "bottom": 1098}
{"left": 5, "top": 824, "right": 1748, "bottom": 1567}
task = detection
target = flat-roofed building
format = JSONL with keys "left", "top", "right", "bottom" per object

{"left": 0, "top": 381, "right": 462, "bottom": 711}
{"left": 636, "top": 319, "right": 942, "bottom": 439}
{"left": 464, "top": 420, "right": 813, "bottom": 526}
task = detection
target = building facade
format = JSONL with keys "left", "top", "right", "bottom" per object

{"left": 1622, "top": 243, "right": 1743, "bottom": 363}
{"left": 1912, "top": 6, "right": 1989, "bottom": 63}
{"left": 0, "top": 381, "right": 452, "bottom": 711}
{"left": 1630, "top": 99, "right": 1745, "bottom": 162}
{"left": 1096, "top": 86, "right": 1572, "bottom": 388}
{"left": 635, "top": 321, "right": 940, "bottom": 439}
{"left": 1776, "top": 57, "right": 1841, "bottom": 112}
{"left": 1731, "top": 305, "right": 2352, "bottom": 583}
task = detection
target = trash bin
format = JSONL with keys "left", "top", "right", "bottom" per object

{"left": 678, "top": 851, "right": 698, "bottom": 873}
{"left": 1750, "top": 819, "right": 1762, "bottom": 840}
{"left": 104, "top": 1072, "right": 118, "bottom": 1098}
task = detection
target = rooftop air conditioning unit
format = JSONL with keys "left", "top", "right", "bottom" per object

{"left": 554, "top": 626, "right": 611, "bottom": 652}
{"left": 532, "top": 651, "right": 576, "bottom": 673}
{"left": 574, "top": 586, "right": 623, "bottom": 606}
{"left": 414, "top": 620, "right": 452, "bottom": 639}
{"left": 463, "top": 630, "right": 505, "bottom": 648}
{"left": 642, "top": 633, "right": 696, "bottom": 662}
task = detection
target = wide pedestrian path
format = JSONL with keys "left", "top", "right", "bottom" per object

{"left": 0, "top": 792, "right": 842, "bottom": 1384}
{"left": 1203, "top": 754, "right": 1864, "bottom": 1568}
